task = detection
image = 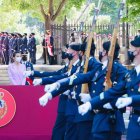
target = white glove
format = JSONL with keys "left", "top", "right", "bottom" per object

{"left": 103, "top": 103, "right": 113, "bottom": 109}
{"left": 39, "top": 93, "right": 52, "bottom": 107}
{"left": 79, "top": 93, "right": 91, "bottom": 103}
{"left": 78, "top": 102, "right": 92, "bottom": 116}
{"left": 63, "top": 90, "right": 70, "bottom": 96}
{"left": 44, "top": 82, "right": 60, "bottom": 93}
{"left": 115, "top": 97, "right": 132, "bottom": 109}
{"left": 23, "top": 71, "right": 33, "bottom": 77}
{"left": 137, "top": 117, "right": 140, "bottom": 124}
{"left": 33, "top": 79, "right": 42, "bottom": 86}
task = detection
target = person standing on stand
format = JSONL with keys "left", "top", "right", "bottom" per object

{"left": 46, "top": 30, "right": 54, "bottom": 65}
{"left": 28, "top": 33, "right": 36, "bottom": 64}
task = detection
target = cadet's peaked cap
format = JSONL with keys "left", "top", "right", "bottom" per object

{"left": 103, "top": 41, "right": 120, "bottom": 52}
{"left": 131, "top": 37, "right": 140, "bottom": 47}
{"left": 69, "top": 43, "right": 81, "bottom": 51}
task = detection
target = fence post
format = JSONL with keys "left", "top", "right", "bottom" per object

{"left": 62, "top": 16, "right": 67, "bottom": 46}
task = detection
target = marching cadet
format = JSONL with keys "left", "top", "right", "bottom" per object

{"left": 32, "top": 43, "right": 81, "bottom": 85}
{"left": 51, "top": 52, "right": 70, "bottom": 140}
{"left": 36, "top": 43, "right": 82, "bottom": 140}
{"left": 25, "top": 44, "right": 81, "bottom": 140}
{"left": 40, "top": 41, "right": 127, "bottom": 140}
{"left": 39, "top": 42, "right": 102, "bottom": 140}
{"left": 78, "top": 37, "right": 140, "bottom": 140}
{"left": 28, "top": 33, "right": 36, "bottom": 64}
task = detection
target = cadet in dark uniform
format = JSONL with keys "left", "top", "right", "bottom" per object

{"left": 38, "top": 43, "right": 83, "bottom": 140}
{"left": 28, "top": 33, "right": 36, "bottom": 64}
{"left": 16, "top": 33, "right": 23, "bottom": 52}
{"left": 22, "top": 54, "right": 34, "bottom": 85}
{"left": 9, "top": 33, "right": 15, "bottom": 62}
{"left": 51, "top": 52, "right": 69, "bottom": 140}
{"left": 3, "top": 32, "right": 9, "bottom": 64}
{"left": 38, "top": 42, "right": 102, "bottom": 140}
{"left": 0, "top": 32, "right": 5, "bottom": 64}
{"left": 78, "top": 37, "right": 140, "bottom": 140}
{"left": 21, "top": 33, "right": 28, "bottom": 54}
{"left": 12, "top": 34, "right": 18, "bottom": 52}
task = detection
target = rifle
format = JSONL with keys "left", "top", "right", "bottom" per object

{"left": 105, "top": 0, "right": 125, "bottom": 90}
{"left": 81, "top": 0, "right": 102, "bottom": 93}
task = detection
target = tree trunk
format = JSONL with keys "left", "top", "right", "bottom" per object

{"left": 45, "top": 15, "right": 52, "bottom": 30}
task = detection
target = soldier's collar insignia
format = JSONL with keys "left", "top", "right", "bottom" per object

{"left": 125, "top": 73, "right": 131, "bottom": 82}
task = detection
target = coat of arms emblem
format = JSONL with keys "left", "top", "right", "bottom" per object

{"left": 0, "top": 92, "right": 7, "bottom": 119}
{"left": 0, "top": 88, "right": 16, "bottom": 127}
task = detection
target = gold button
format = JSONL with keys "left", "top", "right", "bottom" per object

{"left": 131, "top": 89, "right": 134, "bottom": 91}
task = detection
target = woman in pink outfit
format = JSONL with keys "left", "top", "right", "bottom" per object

{"left": 8, "top": 51, "right": 26, "bottom": 85}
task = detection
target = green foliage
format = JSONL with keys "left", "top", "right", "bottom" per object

{"left": 0, "top": 0, "right": 85, "bottom": 22}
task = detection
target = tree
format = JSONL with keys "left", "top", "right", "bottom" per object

{"left": 1, "top": 0, "right": 85, "bottom": 31}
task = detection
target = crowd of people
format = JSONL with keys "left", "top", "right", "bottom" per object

{"left": 0, "top": 30, "right": 56, "bottom": 65}
{"left": 0, "top": 32, "right": 36, "bottom": 64}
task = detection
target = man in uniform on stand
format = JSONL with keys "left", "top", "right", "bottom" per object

{"left": 28, "top": 33, "right": 36, "bottom": 64}
{"left": 21, "top": 33, "right": 28, "bottom": 54}
{"left": 3, "top": 32, "right": 9, "bottom": 64}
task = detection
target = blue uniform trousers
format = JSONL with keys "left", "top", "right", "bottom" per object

{"left": 127, "top": 114, "right": 140, "bottom": 140}
{"left": 64, "top": 116, "right": 77, "bottom": 140}
{"left": 76, "top": 121, "right": 93, "bottom": 140}
{"left": 92, "top": 132, "right": 121, "bottom": 140}
{"left": 51, "top": 113, "right": 66, "bottom": 140}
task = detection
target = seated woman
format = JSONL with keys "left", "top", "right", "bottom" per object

{"left": 8, "top": 51, "right": 26, "bottom": 85}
